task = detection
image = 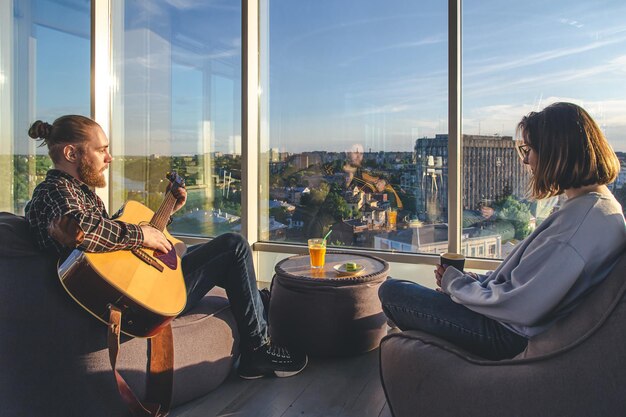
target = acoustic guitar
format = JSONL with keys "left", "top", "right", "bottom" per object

{"left": 58, "top": 171, "right": 188, "bottom": 338}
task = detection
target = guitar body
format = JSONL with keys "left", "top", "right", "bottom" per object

{"left": 58, "top": 200, "right": 188, "bottom": 338}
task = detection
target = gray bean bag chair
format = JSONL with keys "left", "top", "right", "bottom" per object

{"left": 379, "top": 250, "right": 626, "bottom": 417}
{"left": 0, "top": 212, "right": 239, "bottom": 417}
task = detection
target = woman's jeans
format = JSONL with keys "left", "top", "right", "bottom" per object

{"left": 181, "top": 232, "right": 269, "bottom": 352}
{"left": 379, "top": 278, "right": 528, "bottom": 360}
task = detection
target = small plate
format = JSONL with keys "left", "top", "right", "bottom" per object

{"left": 333, "top": 263, "right": 365, "bottom": 276}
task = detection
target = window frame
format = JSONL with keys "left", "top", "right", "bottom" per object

{"left": 92, "top": 0, "right": 500, "bottom": 271}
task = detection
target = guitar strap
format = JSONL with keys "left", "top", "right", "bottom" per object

{"left": 107, "top": 306, "right": 174, "bottom": 417}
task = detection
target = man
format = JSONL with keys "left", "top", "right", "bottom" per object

{"left": 25, "top": 115, "right": 307, "bottom": 378}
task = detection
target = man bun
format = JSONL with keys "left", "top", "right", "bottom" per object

{"left": 27, "top": 115, "right": 100, "bottom": 162}
{"left": 28, "top": 120, "right": 53, "bottom": 140}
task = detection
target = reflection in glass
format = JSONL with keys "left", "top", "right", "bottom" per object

{"left": 260, "top": 0, "right": 448, "bottom": 253}
{"left": 110, "top": 0, "right": 241, "bottom": 237}
{"left": 463, "top": 0, "right": 626, "bottom": 258}
{"left": 1, "top": 0, "right": 90, "bottom": 214}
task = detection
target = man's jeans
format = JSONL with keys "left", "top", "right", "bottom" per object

{"left": 379, "top": 278, "right": 528, "bottom": 360}
{"left": 181, "top": 233, "right": 269, "bottom": 352}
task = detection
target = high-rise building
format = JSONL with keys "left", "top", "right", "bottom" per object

{"left": 414, "top": 134, "right": 529, "bottom": 221}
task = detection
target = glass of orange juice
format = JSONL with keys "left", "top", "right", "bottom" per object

{"left": 308, "top": 238, "right": 326, "bottom": 269}
{"left": 388, "top": 208, "right": 397, "bottom": 227}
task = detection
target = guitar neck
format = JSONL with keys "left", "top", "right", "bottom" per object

{"left": 151, "top": 192, "right": 177, "bottom": 231}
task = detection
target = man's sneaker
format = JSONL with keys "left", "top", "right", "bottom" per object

{"left": 238, "top": 342, "right": 308, "bottom": 379}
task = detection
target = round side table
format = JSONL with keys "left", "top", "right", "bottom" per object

{"left": 268, "top": 252, "right": 389, "bottom": 357}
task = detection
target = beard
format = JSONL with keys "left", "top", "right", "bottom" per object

{"left": 78, "top": 157, "right": 107, "bottom": 188}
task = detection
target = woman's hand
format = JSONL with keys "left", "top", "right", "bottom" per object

{"left": 466, "top": 271, "right": 480, "bottom": 280}
{"left": 435, "top": 266, "right": 479, "bottom": 292}
{"left": 434, "top": 264, "right": 447, "bottom": 291}
{"left": 435, "top": 265, "right": 478, "bottom": 292}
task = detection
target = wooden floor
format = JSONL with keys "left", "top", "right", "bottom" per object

{"left": 170, "top": 348, "right": 391, "bottom": 417}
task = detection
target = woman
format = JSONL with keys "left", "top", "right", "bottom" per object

{"left": 378, "top": 102, "right": 626, "bottom": 360}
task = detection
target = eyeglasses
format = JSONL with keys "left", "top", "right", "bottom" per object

{"left": 516, "top": 143, "right": 531, "bottom": 160}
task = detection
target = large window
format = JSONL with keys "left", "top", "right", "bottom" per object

{"left": 259, "top": 0, "right": 448, "bottom": 251}
{"left": 3, "top": 1, "right": 625, "bottom": 265}
{"left": 110, "top": 0, "right": 242, "bottom": 237}
{"left": 462, "top": 0, "right": 626, "bottom": 259}
{"left": 0, "top": 0, "right": 90, "bottom": 214}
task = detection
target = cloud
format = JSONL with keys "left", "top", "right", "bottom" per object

{"left": 349, "top": 70, "right": 447, "bottom": 103}
{"left": 342, "top": 104, "right": 412, "bottom": 118}
{"left": 559, "top": 18, "right": 584, "bottom": 29}
{"left": 279, "top": 12, "right": 439, "bottom": 56}
{"left": 465, "top": 32, "right": 626, "bottom": 77}
{"left": 172, "top": 47, "right": 239, "bottom": 61}
{"left": 339, "top": 35, "right": 445, "bottom": 67}
{"left": 464, "top": 54, "right": 626, "bottom": 100}
{"left": 164, "top": 0, "right": 204, "bottom": 9}
{"left": 164, "top": 0, "right": 238, "bottom": 11}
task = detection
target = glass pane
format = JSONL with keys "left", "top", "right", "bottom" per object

{"left": 260, "top": 0, "right": 448, "bottom": 252}
{"left": 463, "top": 0, "right": 626, "bottom": 259}
{"left": 110, "top": 1, "right": 241, "bottom": 237}
{"left": 0, "top": 0, "right": 90, "bottom": 214}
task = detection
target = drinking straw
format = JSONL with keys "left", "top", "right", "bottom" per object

{"left": 323, "top": 229, "right": 332, "bottom": 243}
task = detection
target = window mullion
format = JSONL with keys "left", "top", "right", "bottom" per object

{"left": 242, "top": 0, "right": 259, "bottom": 244}
{"left": 448, "top": 0, "right": 462, "bottom": 253}
{"left": 92, "top": 0, "right": 112, "bottom": 210}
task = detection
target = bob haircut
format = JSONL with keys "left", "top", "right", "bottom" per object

{"left": 28, "top": 115, "right": 100, "bottom": 163}
{"left": 517, "top": 102, "right": 620, "bottom": 199}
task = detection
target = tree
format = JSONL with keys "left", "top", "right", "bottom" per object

{"left": 307, "top": 182, "right": 330, "bottom": 205}
{"left": 495, "top": 196, "right": 532, "bottom": 240}
{"left": 298, "top": 182, "right": 352, "bottom": 238}
{"left": 13, "top": 156, "right": 29, "bottom": 207}
{"left": 270, "top": 206, "right": 289, "bottom": 224}
{"left": 321, "top": 185, "right": 351, "bottom": 221}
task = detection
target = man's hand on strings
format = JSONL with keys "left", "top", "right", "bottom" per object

{"left": 140, "top": 225, "right": 172, "bottom": 253}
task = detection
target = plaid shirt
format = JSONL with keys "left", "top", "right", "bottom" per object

{"left": 25, "top": 169, "right": 144, "bottom": 256}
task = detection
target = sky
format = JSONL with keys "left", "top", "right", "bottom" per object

{"left": 265, "top": 0, "right": 626, "bottom": 154}
{"left": 26, "top": 0, "right": 626, "bottom": 155}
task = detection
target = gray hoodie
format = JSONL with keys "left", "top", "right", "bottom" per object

{"left": 441, "top": 192, "right": 626, "bottom": 338}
